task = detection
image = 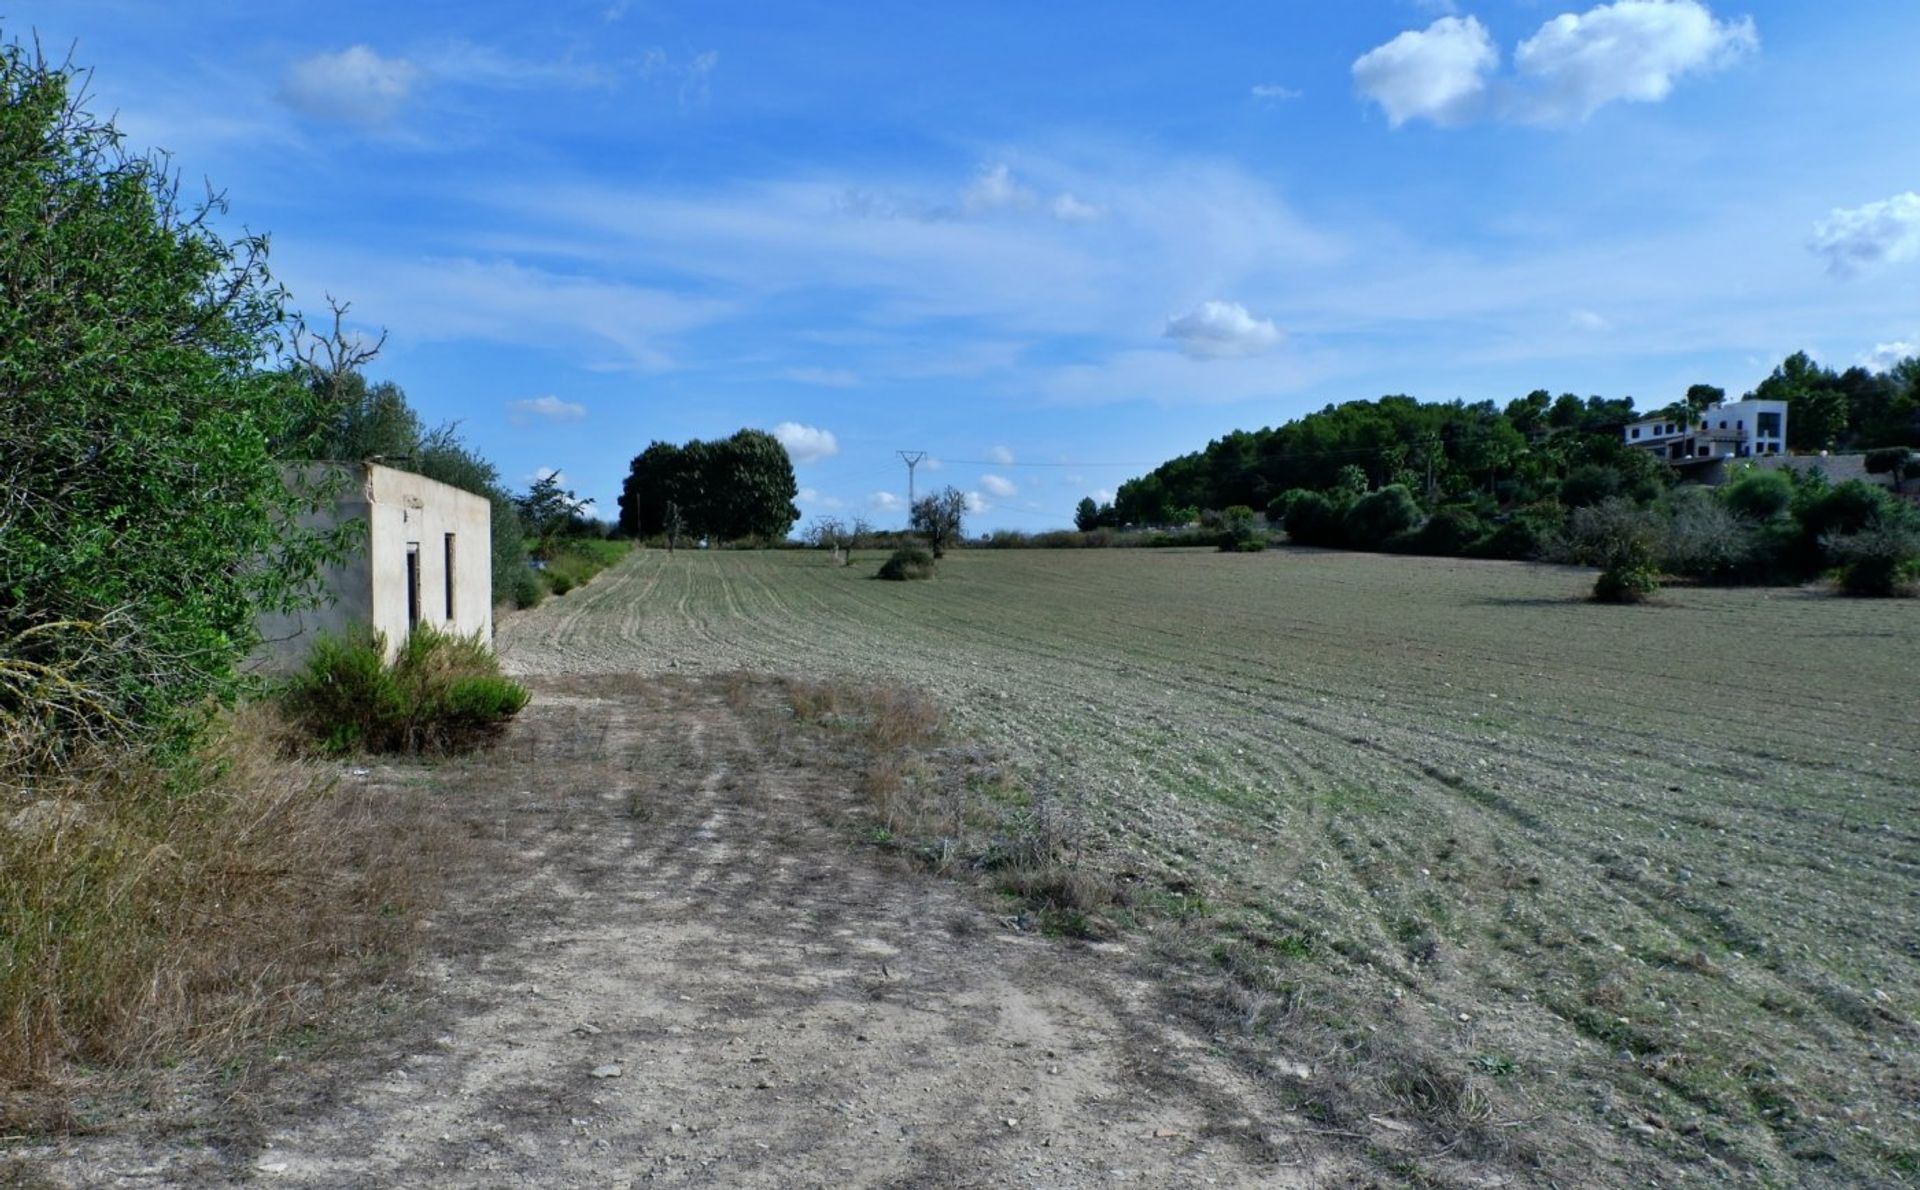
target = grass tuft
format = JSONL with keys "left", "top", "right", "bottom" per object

{"left": 278, "top": 625, "right": 529, "bottom": 755}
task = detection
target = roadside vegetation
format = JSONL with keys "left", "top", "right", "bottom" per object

{"left": 279, "top": 627, "right": 530, "bottom": 755}
{"left": 0, "top": 37, "right": 513, "bottom": 1121}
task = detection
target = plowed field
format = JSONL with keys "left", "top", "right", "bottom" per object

{"left": 499, "top": 546, "right": 1919, "bottom": 1184}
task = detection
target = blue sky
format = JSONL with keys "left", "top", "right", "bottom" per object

{"left": 12, "top": 0, "right": 1920, "bottom": 529}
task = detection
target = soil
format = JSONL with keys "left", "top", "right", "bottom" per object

{"left": 14, "top": 675, "right": 1345, "bottom": 1187}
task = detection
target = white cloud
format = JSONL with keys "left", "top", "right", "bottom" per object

{"left": 797, "top": 487, "right": 847, "bottom": 509}
{"left": 987, "top": 444, "right": 1016, "bottom": 466}
{"left": 964, "top": 491, "right": 990, "bottom": 513}
{"left": 508, "top": 394, "right": 587, "bottom": 425}
{"left": 979, "top": 474, "right": 1017, "bottom": 498}
{"left": 1352, "top": 16, "right": 1497, "bottom": 128}
{"left": 1811, "top": 192, "right": 1920, "bottom": 278}
{"left": 1569, "top": 308, "right": 1611, "bottom": 332}
{"left": 1091, "top": 488, "right": 1115, "bottom": 504}
{"left": 772, "top": 422, "right": 840, "bottom": 463}
{"left": 963, "top": 163, "right": 1035, "bottom": 213}
{"left": 1862, "top": 338, "right": 1918, "bottom": 372}
{"left": 1164, "top": 300, "right": 1283, "bottom": 358}
{"left": 868, "top": 491, "right": 903, "bottom": 511}
{"left": 782, "top": 366, "right": 860, "bottom": 388}
{"left": 639, "top": 48, "right": 719, "bottom": 108}
{"left": 279, "top": 45, "right": 419, "bottom": 124}
{"left": 1250, "top": 83, "right": 1303, "bottom": 101}
{"left": 274, "top": 249, "right": 728, "bottom": 372}
{"left": 1513, "top": 0, "right": 1758, "bottom": 124}
{"left": 1050, "top": 193, "right": 1104, "bottom": 222}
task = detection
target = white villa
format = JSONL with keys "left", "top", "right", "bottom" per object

{"left": 1623, "top": 398, "right": 1788, "bottom": 467}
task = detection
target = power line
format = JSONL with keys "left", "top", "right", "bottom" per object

{"left": 896, "top": 450, "right": 927, "bottom": 506}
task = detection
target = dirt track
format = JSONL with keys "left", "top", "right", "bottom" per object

{"left": 21, "top": 675, "right": 1338, "bottom": 1187}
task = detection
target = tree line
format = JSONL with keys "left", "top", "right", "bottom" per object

{"left": 616, "top": 430, "right": 801, "bottom": 546}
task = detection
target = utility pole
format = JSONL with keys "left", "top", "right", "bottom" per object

{"left": 897, "top": 450, "right": 928, "bottom": 509}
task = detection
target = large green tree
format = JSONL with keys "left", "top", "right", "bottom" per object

{"left": 616, "top": 429, "right": 800, "bottom": 544}
{"left": 0, "top": 41, "right": 344, "bottom": 750}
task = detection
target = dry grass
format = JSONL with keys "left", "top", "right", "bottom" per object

{"left": 0, "top": 702, "right": 461, "bottom": 1130}
{"left": 728, "top": 674, "right": 1123, "bottom": 938}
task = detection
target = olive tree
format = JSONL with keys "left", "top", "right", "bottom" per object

{"left": 910, "top": 486, "right": 968, "bottom": 558}
{"left": 1, "top": 41, "right": 346, "bottom": 752}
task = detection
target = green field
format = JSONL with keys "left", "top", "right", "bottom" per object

{"left": 501, "top": 546, "right": 1919, "bottom": 1182}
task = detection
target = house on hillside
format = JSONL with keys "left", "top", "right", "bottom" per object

{"left": 1622, "top": 398, "right": 1788, "bottom": 475}
{"left": 254, "top": 462, "right": 492, "bottom": 670}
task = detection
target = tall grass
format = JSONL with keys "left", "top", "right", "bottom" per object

{"left": 279, "top": 625, "right": 529, "bottom": 755}
{"left": 0, "top": 704, "right": 453, "bottom": 1123}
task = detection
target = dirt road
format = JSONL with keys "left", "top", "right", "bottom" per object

{"left": 24, "top": 675, "right": 1339, "bottom": 1187}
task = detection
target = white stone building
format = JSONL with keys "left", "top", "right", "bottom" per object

{"left": 255, "top": 462, "right": 493, "bottom": 669}
{"left": 1623, "top": 398, "right": 1788, "bottom": 467}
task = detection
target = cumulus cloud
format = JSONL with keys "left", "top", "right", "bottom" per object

{"left": 987, "top": 444, "right": 1015, "bottom": 466}
{"left": 1513, "top": 0, "right": 1758, "bottom": 124}
{"left": 1250, "top": 83, "right": 1303, "bottom": 101}
{"left": 279, "top": 45, "right": 419, "bottom": 124}
{"left": 508, "top": 394, "right": 587, "bottom": 425}
{"left": 772, "top": 421, "right": 840, "bottom": 463}
{"left": 1352, "top": 16, "right": 1497, "bottom": 128}
{"left": 1091, "top": 488, "right": 1115, "bottom": 504}
{"left": 1810, "top": 192, "right": 1920, "bottom": 278}
{"left": 979, "top": 474, "right": 1017, "bottom": 498}
{"left": 1357, "top": 3, "right": 1757, "bottom": 128}
{"left": 1861, "top": 338, "right": 1918, "bottom": 372}
{"left": 868, "top": 491, "right": 902, "bottom": 511}
{"left": 1163, "top": 300, "right": 1283, "bottom": 358}
{"left": 964, "top": 491, "right": 990, "bottom": 513}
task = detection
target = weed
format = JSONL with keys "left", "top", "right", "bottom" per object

{"left": 278, "top": 625, "right": 530, "bottom": 755}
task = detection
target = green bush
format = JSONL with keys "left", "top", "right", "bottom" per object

{"left": 877, "top": 546, "right": 936, "bottom": 581}
{"left": 280, "top": 625, "right": 529, "bottom": 754}
{"left": 1567, "top": 498, "right": 1665, "bottom": 604}
{"left": 1721, "top": 469, "right": 1794, "bottom": 521}
{"left": 1345, "top": 484, "right": 1423, "bottom": 549}
{"left": 1826, "top": 520, "right": 1920, "bottom": 597}
{"left": 1404, "top": 505, "right": 1485, "bottom": 556}
{"left": 1216, "top": 504, "right": 1262, "bottom": 552}
{"left": 1284, "top": 490, "right": 1348, "bottom": 547}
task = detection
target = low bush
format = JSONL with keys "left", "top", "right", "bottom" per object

{"left": 1284, "top": 490, "right": 1348, "bottom": 547}
{"left": 1826, "top": 519, "right": 1920, "bottom": 597}
{"left": 1345, "top": 484, "right": 1423, "bottom": 550}
{"left": 877, "top": 546, "right": 937, "bottom": 581}
{"left": 538, "top": 538, "right": 629, "bottom": 598}
{"left": 279, "top": 626, "right": 529, "bottom": 755}
{"left": 1402, "top": 505, "right": 1486, "bottom": 556}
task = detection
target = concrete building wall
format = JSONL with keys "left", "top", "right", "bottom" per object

{"left": 253, "top": 463, "right": 493, "bottom": 671}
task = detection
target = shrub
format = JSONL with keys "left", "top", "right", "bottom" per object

{"left": 1721, "top": 469, "right": 1794, "bottom": 521}
{"left": 1217, "top": 504, "right": 1262, "bottom": 552}
{"left": 279, "top": 625, "right": 529, "bottom": 754}
{"left": 1405, "top": 505, "right": 1485, "bottom": 556}
{"left": 1567, "top": 497, "right": 1665, "bottom": 604}
{"left": 1474, "top": 503, "right": 1562, "bottom": 561}
{"left": 1662, "top": 490, "right": 1751, "bottom": 581}
{"left": 1560, "top": 464, "right": 1622, "bottom": 509}
{"left": 1345, "top": 484, "right": 1423, "bottom": 550}
{"left": 1825, "top": 519, "right": 1920, "bottom": 597}
{"left": 877, "top": 546, "right": 936, "bottom": 581}
{"left": 1284, "top": 491, "right": 1348, "bottom": 547}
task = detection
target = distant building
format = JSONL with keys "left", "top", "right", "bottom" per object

{"left": 1622, "top": 398, "right": 1788, "bottom": 468}
{"left": 254, "top": 462, "right": 492, "bottom": 670}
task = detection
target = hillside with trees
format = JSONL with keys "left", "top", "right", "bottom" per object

{"left": 1105, "top": 359, "right": 1920, "bottom": 597}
